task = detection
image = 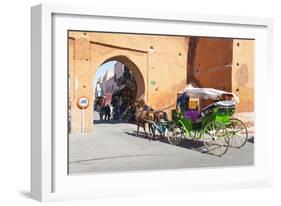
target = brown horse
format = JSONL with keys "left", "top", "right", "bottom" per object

{"left": 150, "top": 110, "right": 169, "bottom": 139}
{"left": 135, "top": 99, "right": 169, "bottom": 139}
{"left": 134, "top": 99, "right": 155, "bottom": 138}
{"left": 153, "top": 110, "right": 168, "bottom": 122}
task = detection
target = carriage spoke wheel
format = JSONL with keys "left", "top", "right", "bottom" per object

{"left": 167, "top": 124, "right": 182, "bottom": 145}
{"left": 227, "top": 118, "right": 248, "bottom": 148}
{"left": 203, "top": 121, "right": 229, "bottom": 156}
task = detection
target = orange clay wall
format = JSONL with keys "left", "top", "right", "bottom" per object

{"left": 188, "top": 37, "right": 254, "bottom": 112}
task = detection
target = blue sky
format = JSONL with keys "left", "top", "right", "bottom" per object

{"left": 93, "top": 61, "right": 116, "bottom": 85}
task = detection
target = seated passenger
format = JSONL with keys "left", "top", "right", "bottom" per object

{"left": 184, "top": 104, "right": 201, "bottom": 123}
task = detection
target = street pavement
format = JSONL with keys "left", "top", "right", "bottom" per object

{"left": 69, "top": 112, "right": 254, "bottom": 174}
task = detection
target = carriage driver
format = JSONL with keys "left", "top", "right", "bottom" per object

{"left": 176, "top": 92, "right": 190, "bottom": 113}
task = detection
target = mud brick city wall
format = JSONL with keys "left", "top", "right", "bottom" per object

{"left": 187, "top": 37, "right": 254, "bottom": 112}
{"left": 69, "top": 32, "right": 254, "bottom": 134}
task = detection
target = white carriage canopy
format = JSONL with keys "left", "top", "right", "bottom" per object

{"left": 183, "top": 87, "right": 240, "bottom": 103}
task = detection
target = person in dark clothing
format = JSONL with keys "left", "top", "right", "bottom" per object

{"left": 177, "top": 92, "right": 190, "bottom": 113}
{"left": 104, "top": 104, "right": 111, "bottom": 120}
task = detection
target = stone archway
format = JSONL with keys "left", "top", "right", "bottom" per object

{"left": 69, "top": 37, "right": 151, "bottom": 134}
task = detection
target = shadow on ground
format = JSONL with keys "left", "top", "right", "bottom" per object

{"left": 247, "top": 136, "right": 254, "bottom": 143}
{"left": 125, "top": 131, "right": 208, "bottom": 154}
{"left": 125, "top": 130, "right": 255, "bottom": 156}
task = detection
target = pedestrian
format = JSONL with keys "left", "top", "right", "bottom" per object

{"left": 104, "top": 104, "right": 111, "bottom": 120}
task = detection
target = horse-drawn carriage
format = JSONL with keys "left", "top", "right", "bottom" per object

{"left": 166, "top": 87, "right": 248, "bottom": 156}
{"left": 98, "top": 86, "right": 248, "bottom": 156}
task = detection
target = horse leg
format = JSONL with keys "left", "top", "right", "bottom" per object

{"left": 148, "top": 123, "right": 153, "bottom": 140}
{"left": 148, "top": 123, "right": 151, "bottom": 136}
{"left": 143, "top": 123, "right": 148, "bottom": 138}
{"left": 148, "top": 123, "right": 151, "bottom": 139}
{"left": 150, "top": 123, "right": 155, "bottom": 140}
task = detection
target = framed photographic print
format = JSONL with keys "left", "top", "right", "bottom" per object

{"left": 31, "top": 3, "right": 274, "bottom": 201}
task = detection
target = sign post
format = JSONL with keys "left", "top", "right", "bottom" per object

{"left": 77, "top": 96, "right": 89, "bottom": 134}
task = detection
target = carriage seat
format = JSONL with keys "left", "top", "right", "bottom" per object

{"left": 184, "top": 110, "right": 201, "bottom": 123}
{"left": 201, "top": 100, "right": 235, "bottom": 116}
{"left": 216, "top": 100, "right": 235, "bottom": 108}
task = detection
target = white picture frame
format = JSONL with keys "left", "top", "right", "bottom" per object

{"left": 31, "top": 3, "right": 274, "bottom": 202}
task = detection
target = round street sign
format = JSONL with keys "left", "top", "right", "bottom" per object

{"left": 77, "top": 96, "right": 89, "bottom": 109}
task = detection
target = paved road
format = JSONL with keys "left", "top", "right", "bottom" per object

{"left": 69, "top": 112, "right": 254, "bottom": 174}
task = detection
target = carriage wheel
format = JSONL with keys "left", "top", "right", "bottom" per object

{"left": 203, "top": 121, "right": 229, "bottom": 156}
{"left": 167, "top": 123, "right": 182, "bottom": 145}
{"left": 227, "top": 118, "right": 248, "bottom": 148}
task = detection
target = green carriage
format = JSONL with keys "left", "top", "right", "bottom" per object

{"left": 168, "top": 87, "right": 248, "bottom": 156}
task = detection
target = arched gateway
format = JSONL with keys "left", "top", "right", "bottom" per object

{"left": 68, "top": 31, "right": 189, "bottom": 134}
{"left": 97, "top": 56, "right": 146, "bottom": 100}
